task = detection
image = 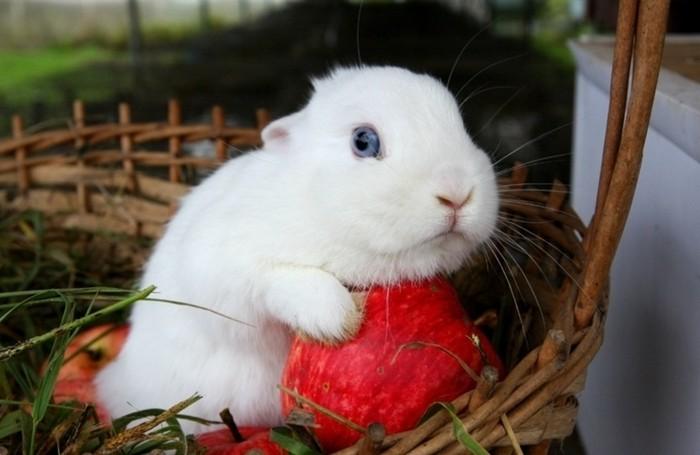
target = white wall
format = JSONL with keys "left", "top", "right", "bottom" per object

{"left": 571, "top": 39, "right": 700, "bottom": 455}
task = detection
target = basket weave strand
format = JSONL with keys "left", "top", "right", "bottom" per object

{"left": 575, "top": 0, "right": 670, "bottom": 330}
{"left": 0, "top": 101, "right": 266, "bottom": 238}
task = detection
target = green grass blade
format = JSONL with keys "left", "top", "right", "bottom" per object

{"left": 0, "top": 286, "right": 155, "bottom": 362}
{"left": 19, "top": 410, "right": 33, "bottom": 455}
{"left": 0, "top": 399, "right": 80, "bottom": 410}
{"left": 110, "top": 408, "right": 219, "bottom": 432}
{"left": 0, "top": 291, "right": 53, "bottom": 323}
{"left": 437, "top": 402, "right": 490, "bottom": 455}
{"left": 99, "top": 395, "right": 200, "bottom": 453}
{"left": 270, "top": 426, "right": 320, "bottom": 455}
{"left": 164, "top": 417, "right": 188, "bottom": 455}
{"left": 29, "top": 291, "right": 77, "bottom": 455}
{"left": 143, "top": 297, "right": 255, "bottom": 327}
{"left": 0, "top": 287, "right": 134, "bottom": 300}
{"left": 417, "top": 402, "right": 446, "bottom": 425}
{"left": 0, "top": 409, "right": 24, "bottom": 438}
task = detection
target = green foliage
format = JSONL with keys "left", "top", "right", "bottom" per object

{"left": 0, "top": 287, "right": 155, "bottom": 453}
{"left": 0, "top": 287, "right": 155, "bottom": 363}
{"left": 437, "top": 403, "right": 489, "bottom": 455}
{"left": 0, "top": 46, "right": 116, "bottom": 105}
{"left": 531, "top": 33, "right": 576, "bottom": 67}
{"left": 0, "top": 211, "right": 208, "bottom": 453}
{"left": 270, "top": 426, "right": 321, "bottom": 455}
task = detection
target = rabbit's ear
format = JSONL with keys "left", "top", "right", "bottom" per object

{"left": 262, "top": 110, "right": 305, "bottom": 146}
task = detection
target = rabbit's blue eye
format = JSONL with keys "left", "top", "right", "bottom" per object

{"left": 351, "top": 127, "right": 381, "bottom": 159}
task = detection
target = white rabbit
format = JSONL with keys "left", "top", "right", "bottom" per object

{"left": 95, "top": 65, "right": 499, "bottom": 434}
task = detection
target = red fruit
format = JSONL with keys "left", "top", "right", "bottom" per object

{"left": 281, "top": 277, "right": 503, "bottom": 451}
{"left": 57, "top": 324, "right": 129, "bottom": 382}
{"left": 197, "top": 428, "right": 284, "bottom": 455}
{"left": 51, "top": 323, "right": 129, "bottom": 424}
{"left": 53, "top": 377, "right": 97, "bottom": 405}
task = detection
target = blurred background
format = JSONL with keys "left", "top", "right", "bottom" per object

{"left": 1, "top": 1, "right": 698, "bottom": 182}
{"left": 1, "top": 0, "right": 696, "bottom": 182}
{"left": 0, "top": 0, "right": 616, "bottom": 184}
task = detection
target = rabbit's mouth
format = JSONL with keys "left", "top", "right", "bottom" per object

{"left": 417, "top": 230, "right": 467, "bottom": 250}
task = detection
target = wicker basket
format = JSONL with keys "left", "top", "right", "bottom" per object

{"left": 0, "top": 0, "right": 669, "bottom": 453}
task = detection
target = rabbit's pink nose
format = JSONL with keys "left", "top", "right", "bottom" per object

{"left": 436, "top": 190, "right": 474, "bottom": 210}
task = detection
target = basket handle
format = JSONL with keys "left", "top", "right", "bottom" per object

{"left": 575, "top": 0, "right": 671, "bottom": 329}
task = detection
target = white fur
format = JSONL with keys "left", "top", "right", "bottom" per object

{"left": 95, "top": 66, "right": 499, "bottom": 433}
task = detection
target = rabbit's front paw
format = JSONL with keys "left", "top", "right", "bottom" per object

{"left": 296, "top": 289, "right": 366, "bottom": 345}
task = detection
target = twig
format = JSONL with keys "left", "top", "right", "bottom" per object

{"left": 278, "top": 385, "right": 365, "bottom": 434}
{"left": 219, "top": 408, "right": 245, "bottom": 443}
{"left": 500, "top": 414, "right": 524, "bottom": 455}
{"left": 536, "top": 329, "right": 567, "bottom": 371}
{"left": 399, "top": 345, "right": 542, "bottom": 455}
{"left": 479, "top": 321, "right": 603, "bottom": 447}
{"left": 468, "top": 366, "right": 499, "bottom": 413}
{"left": 96, "top": 394, "right": 201, "bottom": 453}
{"left": 391, "top": 341, "right": 479, "bottom": 382}
{"left": 575, "top": 0, "right": 671, "bottom": 329}
{"left": 358, "top": 423, "right": 386, "bottom": 455}
{"left": 338, "top": 392, "right": 474, "bottom": 455}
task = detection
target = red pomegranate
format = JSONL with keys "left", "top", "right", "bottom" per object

{"left": 281, "top": 277, "right": 503, "bottom": 451}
